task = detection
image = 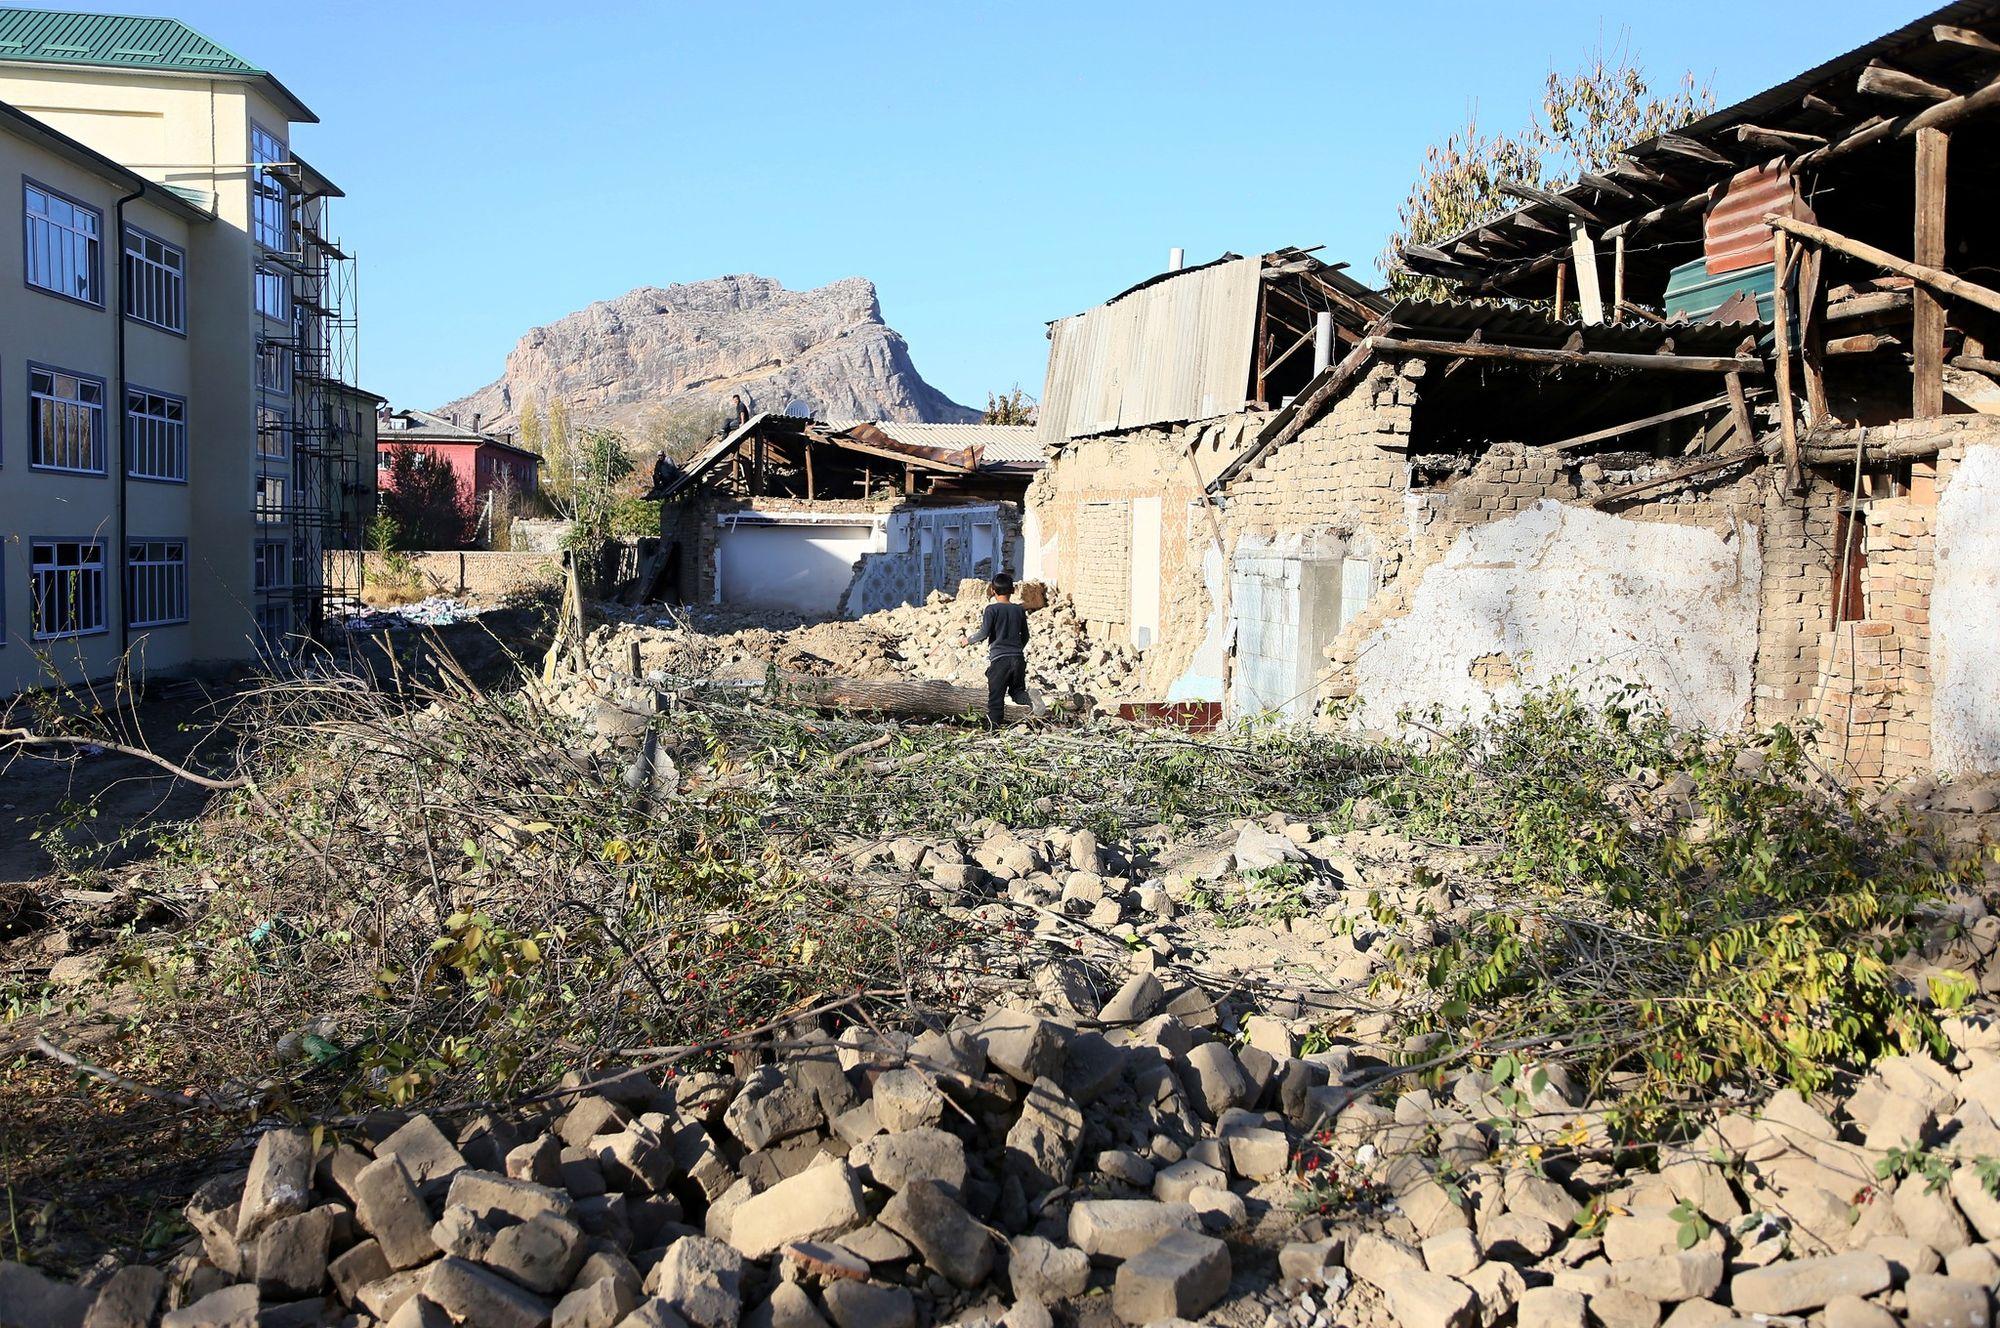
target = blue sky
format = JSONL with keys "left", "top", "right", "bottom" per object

{"left": 64, "top": 0, "right": 1934, "bottom": 412}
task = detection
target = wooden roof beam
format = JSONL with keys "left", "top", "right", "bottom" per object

{"left": 1578, "top": 171, "right": 1637, "bottom": 199}
{"left": 1653, "top": 133, "right": 1734, "bottom": 166}
{"left": 1368, "top": 334, "right": 1765, "bottom": 375}
{"left": 1734, "top": 123, "right": 1827, "bottom": 150}
{"left": 1857, "top": 60, "right": 1954, "bottom": 101}
{"left": 1498, "top": 178, "right": 1604, "bottom": 223}
{"left": 1934, "top": 23, "right": 2000, "bottom": 54}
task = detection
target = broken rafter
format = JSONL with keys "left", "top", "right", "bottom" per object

{"left": 1857, "top": 60, "right": 1954, "bottom": 102}
{"left": 1765, "top": 213, "right": 2000, "bottom": 317}
{"left": 1827, "top": 332, "right": 1902, "bottom": 355}
{"left": 1735, "top": 124, "right": 1827, "bottom": 150}
{"left": 1540, "top": 392, "right": 1736, "bottom": 451}
{"left": 1368, "top": 335, "right": 1764, "bottom": 375}
{"left": 1934, "top": 23, "right": 2000, "bottom": 54}
{"left": 1653, "top": 133, "right": 1734, "bottom": 166}
{"left": 1578, "top": 171, "right": 1637, "bottom": 199}
{"left": 1588, "top": 448, "right": 1762, "bottom": 508}
{"left": 1498, "top": 178, "right": 1603, "bottom": 223}
{"left": 1210, "top": 330, "right": 1385, "bottom": 491}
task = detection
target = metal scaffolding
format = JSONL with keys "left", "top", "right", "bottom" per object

{"left": 258, "top": 168, "right": 364, "bottom": 640}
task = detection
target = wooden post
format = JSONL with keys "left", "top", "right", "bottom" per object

{"left": 804, "top": 441, "right": 816, "bottom": 500}
{"left": 1770, "top": 232, "right": 1803, "bottom": 490}
{"left": 1253, "top": 288, "right": 1270, "bottom": 406}
{"left": 1914, "top": 126, "right": 1949, "bottom": 418}
{"left": 753, "top": 433, "right": 766, "bottom": 496}
{"left": 1569, "top": 219, "right": 1605, "bottom": 325}
{"left": 903, "top": 464, "right": 915, "bottom": 496}
{"left": 1776, "top": 235, "right": 1808, "bottom": 492}
{"left": 1613, "top": 233, "right": 1627, "bottom": 324}
{"left": 1554, "top": 262, "right": 1569, "bottom": 320}
{"left": 1724, "top": 372, "right": 1757, "bottom": 450}
{"left": 1799, "top": 247, "right": 1829, "bottom": 426}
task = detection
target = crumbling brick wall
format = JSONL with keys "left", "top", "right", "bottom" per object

{"left": 1806, "top": 481, "right": 1938, "bottom": 780}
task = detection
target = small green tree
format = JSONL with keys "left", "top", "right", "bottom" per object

{"left": 984, "top": 386, "right": 1035, "bottom": 425}
{"left": 565, "top": 429, "right": 636, "bottom": 545}
{"left": 1381, "top": 41, "right": 1713, "bottom": 300}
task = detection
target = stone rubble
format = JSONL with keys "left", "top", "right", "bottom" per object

{"left": 14, "top": 804, "right": 2000, "bottom": 1328}
{"left": 586, "top": 582, "right": 1144, "bottom": 703}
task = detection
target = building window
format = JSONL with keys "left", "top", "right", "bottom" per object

{"left": 30, "top": 366, "right": 107, "bottom": 474}
{"left": 254, "top": 539, "right": 289, "bottom": 590}
{"left": 122, "top": 227, "right": 185, "bottom": 333}
{"left": 255, "top": 264, "right": 290, "bottom": 321}
{"left": 255, "top": 602, "right": 291, "bottom": 645}
{"left": 257, "top": 405, "right": 289, "bottom": 459}
{"left": 377, "top": 448, "right": 391, "bottom": 470}
{"left": 30, "top": 539, "right": 107, "bottom": 639}
{"left": 126, "top": 387, "right": 187, "bottom": 482}
{"left": 24, "top": 181, "right": 101, "bottom": 305}
{"left": 257, "top": 473, "right": 287, "bottom": 524}
{"left": 250, "top": 122, "right": 291, "bottom": 251}
{"left": 257, "top": 339, "right": 294, "bottom": 394}
{"left": 126, "top": 538, "right": 188, "bottom": 627}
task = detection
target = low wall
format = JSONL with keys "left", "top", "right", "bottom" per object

{"left": 352, "top": 551, "right": 562, "bottom": 600}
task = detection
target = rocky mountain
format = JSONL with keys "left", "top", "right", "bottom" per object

{"left": 436, "top": 274, "right": 979, "bottom": 439}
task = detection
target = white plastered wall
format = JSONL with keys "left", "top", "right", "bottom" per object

{"left": 1349, "top": 501, "right": 1760, "bottom": 733}
{"left": 1933, "top": 444, "right": 2000, "bottom": 773}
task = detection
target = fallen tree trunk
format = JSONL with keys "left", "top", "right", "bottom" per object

{"left": 766, "top": 672, "right": 1093, "bottom": 722}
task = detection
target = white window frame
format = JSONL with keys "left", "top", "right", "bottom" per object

{"left": 24, "top": 179, "right": 102, "bottom": 306}
{"left": 256, "top": 472, "right": 287, "bottom": 525}
{"left": 250, "top": 122, "right": 290, "bottom": 251}
{"left": 30, "top": 364, "right": 107, "bottom": 475}
{"left": 257, "top": 404, "right": 290, "bottom": 460}
{"left": 255, "top": 264, "right": 291, "bottom": 321}
{"left": 254, "top": 538, "right": 290, "bottom": 591}
{"left": 30, "top": 538, "right": 108, "bottom": 640}
{"left": 121, "top": 226, "right": 185, "bottom": 333}
{"left": 257, "top": 338, "right": 294, "bottom": 394}
{"left": 125, "top": 386, "right": 188, "bottom": 483}
{"left": 125, "top": 538, "right": 188, "bottom": 628}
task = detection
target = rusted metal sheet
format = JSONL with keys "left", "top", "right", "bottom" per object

{"left": 1705, "top": 165, "right": 1809, "bottom": 276}
{"left": 1038, "top": 257, "right": 1262, "bottom": 443}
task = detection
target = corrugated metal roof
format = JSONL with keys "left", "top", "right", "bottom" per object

{"left": 1039, "top": 255, "right": 1262, "bottom": 444}
{"left": 0, "top": 9, "right": 259, "bottom": 73}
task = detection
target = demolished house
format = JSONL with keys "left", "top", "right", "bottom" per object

{"left": 651, "top": 414, "right": 1042, "bottom": 616}
{"left": 1023, "top": 247, "right": 1389, "bottom": 704}
{"left": 1031, "top": 0, "right": 2000, "bottom": 778}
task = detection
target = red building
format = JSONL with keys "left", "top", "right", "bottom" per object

{"left": 375, "top": 409, "right": 542, "bottom": 537}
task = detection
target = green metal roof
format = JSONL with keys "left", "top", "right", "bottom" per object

{"left": 0, "top": 9, "right": 316, "bottom": 120}
{"left": 0, "top": 8, "right": 261, "bottom": 75}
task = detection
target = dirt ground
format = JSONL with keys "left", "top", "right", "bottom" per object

{"left": 0, "top": 681, "right": 241, "bottom": 890}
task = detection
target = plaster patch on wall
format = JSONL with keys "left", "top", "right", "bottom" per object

{"left": 1166, "top": 541, "right": 1229, "bottom": 703}
{"left": 1933, "top": 444, "right": 2000, "bottom": 773}
{"left": 1349, "top": 501, "right": 1760, "bottom": 732}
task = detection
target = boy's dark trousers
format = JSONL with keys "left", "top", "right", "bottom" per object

{"left": 986, "top": 655, "right": 1029, "bottom": 727}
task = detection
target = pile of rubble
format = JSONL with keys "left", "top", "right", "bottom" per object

{"left": 584, "top": 585, "right": 1143, "bottom": 703}
{"left": 12, "top": 807, "right": 2000, "bottom": 1328}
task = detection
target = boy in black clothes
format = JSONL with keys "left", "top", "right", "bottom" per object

{"left": 963, "top": 574, "right": 1036, "bottom": 727}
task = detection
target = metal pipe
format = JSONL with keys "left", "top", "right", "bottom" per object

{"left": 1312, "top": 312, "right": 1334, "bottom": 377}
{"left": 113, "top": 182, "right": 145, "bottom": 659}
